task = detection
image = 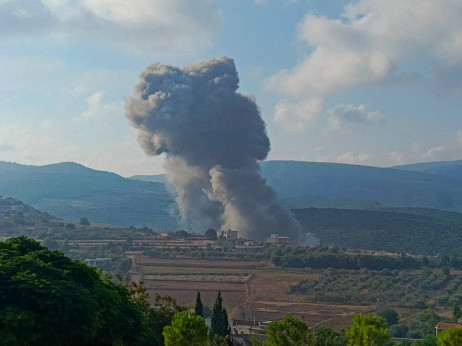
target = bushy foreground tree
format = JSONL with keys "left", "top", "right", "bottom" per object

{"left": 0, "top": 237, "right": 185, "bottom": 346}
{"left": 253, "top": 314, "right": 315, "bottom": 345}
{"left": 437, "top": 328, "right": 462, "bottom": 345}
{"left": 162, "top": 311, "right": 208, "bottom": 346}
{"left": 254, "top": 314, "right": 346, "bottom": 346}
{"left": 345, "top": 314, "right": 390, "bottom": 346}
{"left": 0, "top": 237, "right": 151, "bottom": 345}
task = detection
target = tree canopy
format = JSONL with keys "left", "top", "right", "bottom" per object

{"left": 210, "top": 291, "right": 230, "bottom": 339}
{"left": 0, "top": 236, "right": 151, "bottom": 345}
{"left": 345, "top": 314, "right": 390, "bottom": 346}
{"left": 195, "top": 291, "right": 204, "bottom": 317}
{"left": 162, "top": 311, "right": 208, "bottom": 346}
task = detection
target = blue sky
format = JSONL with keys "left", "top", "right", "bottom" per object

{"left": 1, "top": 0, "right": 461, "bottom": 176}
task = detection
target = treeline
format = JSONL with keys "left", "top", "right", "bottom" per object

{"left": 269, "top": 246, "right": 421, "bottom": 270}
{"left": 292, "top": 207, "right": 462, "bottom": 255}
{"left": 289, "top": 268, "right": 456, "bottom": 308}
{"left": 0, "top": 237, "right": 184, "bottom": 345}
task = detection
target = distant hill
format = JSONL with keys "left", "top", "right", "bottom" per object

{"left": 0, "top": 162, "right": 179, "bottom": 229}
{"left": 129, "top": 174, "right": 167, "bottom": 184}
{"left": 129, "top": 159, "right": 462, "bottom": 212}
{"left": 293, "top": 207, "right": 462, "bottom": 255}
{"left": 393, "top": 160, "right": 462, "bottom": 181}
{"left": 3, "top": 159, "right": 462, "bottom": 232}
{"left": 260, "top": 160, "right": 462, "bottom": 213}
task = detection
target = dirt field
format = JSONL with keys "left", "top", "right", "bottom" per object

{"left": 136, "top": 254, "right": 375, "bottom": 328}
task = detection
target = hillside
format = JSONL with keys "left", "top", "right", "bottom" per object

{"left": 129, "top": 160, "right": 462, "bottom": 213}
{"left": 393, "top": 160, "right": 462, "bottom": 181}
{"left": 261, "top": 160, "right": 462, "bottom": 212}
{"left": 0, "top": 162, "right": 179, "bottom": 229}
{"left": 292, "top": 207, "right": 462, "bottom": 255}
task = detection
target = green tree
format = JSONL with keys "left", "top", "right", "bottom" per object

{"left": 452, "top": 305, "right": 461, "bottom": 321}
{"left": 65, "top": 222, "right": 76, "bottom": 230}
{"left": 437, "top": 328, "right": 462, "bottom": 345}
{"left": 253, "top": 314, "right": 315, "bottom": 346}
{"left": 162, "top": 311, "right": 208, "bottom": 346}
{"left": 195, "top": 291, "right": 204, "bottom": 317}
{"left": 0, "top": 237, "right": 150, "bottom": 345}
{"left": 376, "top": 307, "right": 399, "bottom": 326}
{"left": 346, "top": 314, "right": 390, "bottom": 346}
{"left": 313, "top": 327, "right": 347, "bottom": 345}
{"left": 205, "top": 228, "right": 217, "bottom": 240}
{"left": 79, "top": 217, "right": 90, "bottom": 226}
{"left": 408, "top": 307, "right": 443, "bottom": 338}
{"left": 175, "top": 230, "right": 189, "bottom": 238}
{"left": 417, "top": 336, "right": 437, "bottom": 346}
{"left": 210, "top": 290, "right": 230, "bottom": 339}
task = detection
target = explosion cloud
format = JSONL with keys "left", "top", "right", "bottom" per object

{"left": 125, "top": 56, "right": 302, "bottom": 240}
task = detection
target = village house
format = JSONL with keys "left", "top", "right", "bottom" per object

{"left": 264, "top": 234, "right": 292, "bottom": 245}
{"left": 435, "top": 322, "right": 462, "bottom": 336}
{"left": 84, "top": 258, "right": 112, "bottom": 270}
{"left": 220, "top": 229, "right": 238, "bottom": 239}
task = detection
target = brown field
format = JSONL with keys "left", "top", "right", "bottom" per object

{"left": 137, "top": 256, "right": 266, "bottom": 268}
{"left": 136, "top": 254, "right": 376, "bottom": 328}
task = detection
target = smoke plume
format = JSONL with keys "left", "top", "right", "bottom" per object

{"left": 125, "top": 56, "right": 302, "bottom": 240}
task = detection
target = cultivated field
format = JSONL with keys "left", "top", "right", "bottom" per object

{"left": 135, "top": 254, "right": 372, "bottom": 329}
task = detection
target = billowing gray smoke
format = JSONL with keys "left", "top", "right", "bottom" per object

{"left": 125, "top": 56, "right": 302, "bottom": 241}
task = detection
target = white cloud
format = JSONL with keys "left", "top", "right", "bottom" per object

{"left": 75, "top": 91, "right": 122, "bottom": 121}
{"left": 335, "top": 151, "right": 370, "bottom": 165}
{"left": 0, "top": 0, "right": 221, "bottom": 55}
{"left": 267, "top": 0, "right": 462, "bottom": 97}
{"left": 458, "top": 130, "right": 462, "bottom": 146}
{"left": 265, "top": 0, "right": 462, "bottom": 131}
{"left": 328, "top": 104, "right": 385, "bottom": 132}
{"left": 273, "top": 97, "right": 323, "bottom": 132}
{"left": 389, "top": 151, "right": 404, "bottom": 165}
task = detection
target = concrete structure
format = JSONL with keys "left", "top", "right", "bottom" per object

{"left": 231, "top": 319, "right": 270, "bottom": 346}
{"left": 435, "top": 322, "right": 462, "bottom": 336}
{"left": 265, "top": 234, "right": 292, "bottom": 245}
{"left": 84, "top": 258, "right": 112, "bottom": 270}
{"left": 220, "top": 229, "right": 238, "bottom": 239}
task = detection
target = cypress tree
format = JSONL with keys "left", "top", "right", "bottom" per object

{"left": 195, "top": 291, "right": 204, "bottom": 317}
{"left": 210, "top": 290, "right": 230, "bottom": 339}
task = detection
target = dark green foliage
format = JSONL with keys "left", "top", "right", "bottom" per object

{"left": 442, "top": 266, "right": 450, "bottom": 276}
{"left": 205, "top": 228, "right": 217, "bottom": 240}
{"left": 389, "top": 324, "right": 409, "bottom": 338}
{"left": 253, "top": 314, "right": 314, "bottom": 346}
{"left": 270, "top": 245, "right": 420, "bottom": 271}
{"left": 175, "top": 230, "right": 189, "bottom": 239}
{"left": 210, "top": 291, "right": 230, "bottom": 339}
{"left": 0, "top": 237, "right": 150, "bottom": 345}
{"left": 408, "top": 307, "right": 443, "bottom": 338}
{"left": 79, "top": 217, "right": 90, "bottom": 225}
{"left": 345, "top": 314, "right": 390, "bottom": 346}
{"left": 437, "top": 328, "right": 462, "bottom": 345}
{"left": 162, "top": 311, "right": 208, "bottom": 346}
{"left": 290, "top": 268, "right": 451, "bottom": 307}
{"left": 65, "top": 222, "right": 76, "bottom": 230}
{"left": 313, "top": 327, "right": 346, "bottom": 345}
{"left": 195, "top": 291, "right": 204, "bottom": 317}
{"left": 417, "top": 336, "right": 437, "bottom": 346}
{"left": 0, "top": 161, "right": 178, "bottom": 229}
{"left": 377, "top": 307, "right": 399, "bottom": 326}
{"left": 293, "top": 207, "right": 462, "bottom": 255}
{"left": 452, "top": 305, "right": 461, "bottom": 321}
